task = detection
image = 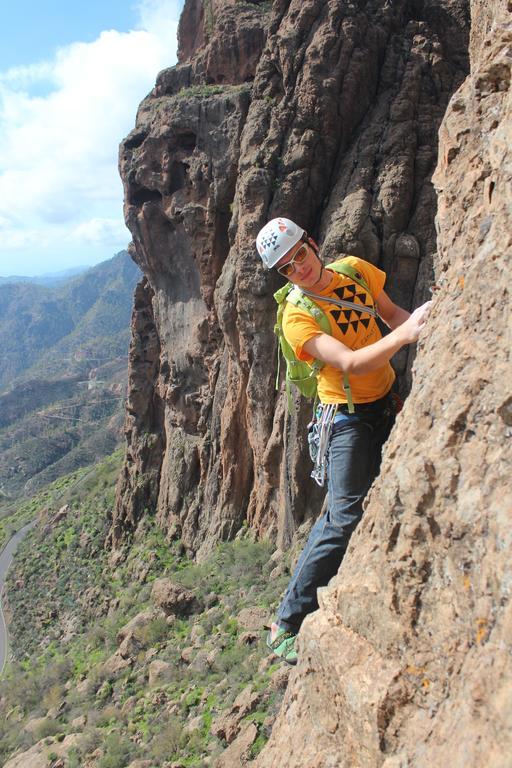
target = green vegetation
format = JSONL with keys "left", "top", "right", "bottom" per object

{"left": 235, "top": 0, "right": 273, "bottom": 10}
{"left": 0, "top": 251, "right": 139, "bottom": 391}
{"left": 176, "top": 84, "right": 226, "bottom": 98}
{"left": 0, "top": 251, "right": 138, "bottom": 502}
{"left": 174, "top": 83, "right": 252, "bottom": 101}
{"left": 0, "top": 459, "right": 121, "bottom": 551}
{"left": 0, "top": 455, "right": 292, "bottom": 766}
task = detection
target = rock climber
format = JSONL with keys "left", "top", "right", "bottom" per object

{"left": 256, "top": 217, "right": 432, "bottom": 664}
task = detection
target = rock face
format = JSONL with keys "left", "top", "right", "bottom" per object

{"left": 2, "top": 734, "right": 81, "bottom": 768}
{"left": 114, "top": 0, "right": 470, "bottom": 558}
{"left": 111, "top": 278, "right": 165, "bottom": 541}
{"left": 255, "top": 1, "right": 512, "bottom": 766}
{"left": 111, "top": 0, "right": 512, "bottom": 763}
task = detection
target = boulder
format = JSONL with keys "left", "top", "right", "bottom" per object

{"left": 127, "top": 761, "right": 153, "bottom": 768}
{"left": 2, "top": 734, "right": 81, "bottom": 768}
{"left": 102, "top": 651, "right": 133, "bottom": 676}
{"left": 116, "top": 608, "right": 165, "bottom": 644}
{"left": 214, "top": 723, "right": 258, "bottom": 768}
{"left": 118, "top": 632, "right": 142, "bottom": 659}
{"left": 148, "top": 659, "right": 172, "bottom": 686}
{"left": 151, "top": 578, "right": 198, "bottom": 615}
{"left": 211, "top": 686, "right": 262, "bottom": 744}
{"left": 236, "top": 606, "right": 271, "bottom": 631}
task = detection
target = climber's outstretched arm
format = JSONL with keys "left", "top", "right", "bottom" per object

{"left": 303, "top": 301, "right": 432, "bottom": 376}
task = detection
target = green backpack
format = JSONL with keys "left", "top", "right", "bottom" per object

{"left": 273, "top": 260, "right": 377, "bottom": 413}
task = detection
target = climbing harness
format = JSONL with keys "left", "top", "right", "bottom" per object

{"left": 308, "top": 402, "right": 338, "bottom": 487}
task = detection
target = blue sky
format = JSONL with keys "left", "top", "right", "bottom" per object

{"left": 0, "top": 2, "right": 138, "bottom": 70}
{"left": 0, "top": 0, "right": 184, "bottom": 277}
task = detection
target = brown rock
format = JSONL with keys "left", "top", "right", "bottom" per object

{"left": 2, "top": 734, "right": 81, "bottom": 768}
{"left": 180, "top": 646, "right": 195, "bottom": 664}
{"left": 116, "top": 608, "right": 164, "bottom": 644}
{"left": 214, "top": 722, "right": 258, "bottom": 768}
{"left": 118, "top": 632, "right": 142, "bottom": 659}
{"left": 144, "top": 647, "right": 159, "bottom": 662}
{"left": 70, "top": 715, "right": 87, "bottom": 729}
{"left": 255, "top": 2, "right": 512, "bottom": 767}
{"left": 108, "top": 278, "right": 165, "bottom": 543}
{"left": 102, "top": 651, "right": 133, "bottom": 676}
{"left": 211, "top": 685, "right": 262, "bottom": 744}
{"left": 236, "top": 606, "right": 271, "bottom": 631}
{"left": 268, "top": 664, "right": 291, "bottom": 692}
{"left": 151, "top": 578, "right": 198, "bottom": 615}
{"left": 55, "top": 504, "right": 69, "bottom": 522}
{"left": 75, "top": 678, "right": 89, "bottom": 695}
{"left": 184, "top": 714, "right": 204, "bottom": 733}
{"left": 190, "top": 621, "right": 206, "bottom": 644}
{"left": 190, "top": 649, "right": 212, "bottom": 673}
{"left": 148, "top": 659, "right": 172, "bottom": 686}
{"left": 177, "top": 1, "right": 268, "bottom": 86}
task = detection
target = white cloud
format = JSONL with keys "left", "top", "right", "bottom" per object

{"left": 73, "top": 217, "right": 130, "bottom": 245}
{"left": 0, "top": 61, "right": 55, "bottom": 89}
{"left": 0, "top": 0, "right": 183, "bottom": 275}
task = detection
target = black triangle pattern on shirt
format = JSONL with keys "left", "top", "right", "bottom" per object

{"left": 329, "top": 282, "right": 373, "bottom": 337}
{"left": 334, "top": 285, "right": 356, "bottom": 299}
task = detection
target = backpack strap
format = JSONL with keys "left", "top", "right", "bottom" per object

{"left": 286, "top": 286, "right": 332, "bottom": 334}
{"left": 301, "top": 290, "right": 378, "bottom": 318}
{"left": 303, "top": 259, "right": 377, "bottom": 318}
{"left": 325, "top": 260, "right": 371, "bottom": 293}
{"left": 274, "top": 284, "right": 324, "bottom": 410}
{"left": 286, "top": 287, "right": 330, "bottom": 389}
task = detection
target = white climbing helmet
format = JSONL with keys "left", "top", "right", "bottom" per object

{"left": 256, "top": 217, "right": 305, "bottom": 269}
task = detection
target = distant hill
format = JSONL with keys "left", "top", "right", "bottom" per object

{"left": 0, "top": 251, "right": 140, "bottom": 500}
{"left": 0, "top": 251, "right": 140, "bottom": 390}
{"left": 0, "top": 265, "right": 88, "bottom": 287}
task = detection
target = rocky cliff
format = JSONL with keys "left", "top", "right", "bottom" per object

{"left": 255, "top": 1, "right": 512, "bottom": 765}
{"left": 113, "top": 0, "right": 510, "bottom": 763}
{"left": 114, "top": 0, "right": 470, "bottom": 559}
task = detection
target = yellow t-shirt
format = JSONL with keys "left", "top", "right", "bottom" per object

{"left": 282, "top": 256, "right": 395, "bottom": 404}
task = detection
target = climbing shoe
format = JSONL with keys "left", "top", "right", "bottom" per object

{"left": 266, "top": 622, "right": 298, "bottom": 665}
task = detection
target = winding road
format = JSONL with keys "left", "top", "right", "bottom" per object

{"left": 0, "top": 521, "right": 36, "bottom": 674}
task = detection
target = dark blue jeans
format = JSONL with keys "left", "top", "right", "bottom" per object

{"left": 277, "top": 396, "right": 395, "bottom": 632}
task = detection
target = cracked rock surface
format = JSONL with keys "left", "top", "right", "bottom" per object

{"left": 255, "top": 1, "right": 512, "bottom": 765}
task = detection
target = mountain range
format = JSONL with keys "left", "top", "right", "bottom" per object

{"left": 0, "top": 251, "right": 140, "bottom": 391}
{"left": 0, "top": 251, "right": 140, "bottom": 500}
{"left": 0, "top": 266, "right": 88, "bottom": 287}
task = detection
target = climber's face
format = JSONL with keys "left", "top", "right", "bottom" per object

{"left": 275, "top": 240, "right": 323, "bottom": 288}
